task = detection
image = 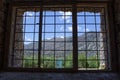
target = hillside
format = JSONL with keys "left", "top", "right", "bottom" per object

{"left": 24, "top": 32, "right": 102, "bottom": 57}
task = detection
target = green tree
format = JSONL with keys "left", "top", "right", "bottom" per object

{"left": 87, "top": 55, "right": 99, "bottom": 68}
{"left": 78, "top": 53, "right": 87, "bottom": 68}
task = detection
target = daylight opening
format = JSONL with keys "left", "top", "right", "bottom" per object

{"left": 9, "top": 5, "right": 109, "bottom": 70}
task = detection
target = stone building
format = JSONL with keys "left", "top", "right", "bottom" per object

{"left": 0, "top": 0, "right": 120, "bottom": 80}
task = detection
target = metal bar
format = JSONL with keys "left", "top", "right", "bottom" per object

{"left": 73, "top": 4, "right": 78, "bottom": 70}
{"left": 38, "top": 6, "right": 43, "bottom": 68}
{"left": 12, "top": 8, "right": 18, "bottom": 67}
{"left": 94, "top": 7, "right": 99, "bottom": 70}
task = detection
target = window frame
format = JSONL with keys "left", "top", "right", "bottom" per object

{"left": 3, "top": 1, "right": 118, "bottom": 72}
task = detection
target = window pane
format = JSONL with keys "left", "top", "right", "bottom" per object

{"left": 77, "top": 16, "right": 85, "bottom": 24}
{"left": 25, "top": 25, "right": 34, "bottom": 32}
{"left": 77, "top": 7, "right": 109, "bottom": 70}
{"left": 10, "top": 6, "right": 109, "bottom": 70}
{"left": 11, "top": 9, "right": 40, "bottom": 68}
{"left": 56, "top": 25, "right": 64, "bottom": 32}
{"left": 43, "top": 16, "right": 54, "bottom": 24}
{"left": 77, "top": 25, "right": 85, "bottom": 32}
{"left": 35, "top": 25, "right": 39, "bottom": 32}
{"left": 86, "top": 33, "right": 97, "bottom": 41}
{"left": 25, "top": 17, "right": 35, "bottom": 24}
{"left": 56, "top": 16, "right": 64, "bottom": 24}
{"left": 45, "top": 25, "right": 54, "bottom": 32}
{"left": 86, "top": 16, "right": 95, "bottom": 24}
{"left": 41, "top": 6, "right": 73, "bottom": 68}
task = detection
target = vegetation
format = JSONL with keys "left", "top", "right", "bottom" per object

{"left": 23, "top": 53, "right": 100, "bottom": 69}
{"left": 23, "top": 32, "right": 101, "bottom": 69}
{"left": 78, "top": 53, "right": 99, "bottom": 68}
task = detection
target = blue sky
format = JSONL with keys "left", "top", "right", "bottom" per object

{"left": 23, "top": 11, "right": 101, "bottom": 44}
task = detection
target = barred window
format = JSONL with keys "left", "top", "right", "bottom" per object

{"left": 8, "top": 4, "right": 110, "bottom": 71}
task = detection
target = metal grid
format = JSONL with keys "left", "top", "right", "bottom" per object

{"left": 12, "top": 8, "right": 40, "bottom": 68}
{"left": 41, "top": 6, "right": 73, "bottom": 68}
{"left": 77, "top": 7, "right": 109, "bottom": 70}
{"left": 10, "top": 5, "right": 109, "bottom": 70}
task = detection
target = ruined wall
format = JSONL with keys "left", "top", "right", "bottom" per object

{"left": 0, "top": 0, "right": 120, "bottom": 80}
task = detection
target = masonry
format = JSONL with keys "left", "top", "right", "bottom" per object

{"left": 0, "top": 0, "right": 120, "bottom": 80}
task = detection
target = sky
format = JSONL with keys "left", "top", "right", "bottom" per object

{"left": 23, "top": 11, "right": 101, "bottom": 44}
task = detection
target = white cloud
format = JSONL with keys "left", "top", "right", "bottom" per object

{"left": 26, "top": 12, "right": 34, "bottom": 16}
{"left": 64, "top": 12, "right": 72, "bottom": 19}
{"left": 27, "top": 38, "right": 32, "bottom": 41}
{"left": 60, "top": 36, "right": 64, "bottom": 38}
{"left": 56, "top": 36, "right": 64, "bottom": 39}
{"left": 68, "top": 26, "right": 72, "bottom": 31}
{"left": 24, "top": 37, "right": 32, "bottom": 44}
{"left": 59, "top": 11, "right": 64, "bottom": 14}
{"left": 86, "top": 28, "right": 90, "bottom": 32}
{"left": 46, "top": 38, "right": 52, "bottom": 40}
{"left": 25, "top": 36, "right": 32, "bottom": 41}
{"left": 59, "top": 11, "right": 72, "bottom": 20}
{"left": 24, "top": 42, "right": 31, "bottom": 45}
{"left": 77, "top": 26, "right": 90, "bottom": 32}
{"left": 59, "top": 11, "right": 72, "bottom": 15}
{"left": 65, "top": 12, "right": 72, "bottom": 15}
{"left": 66, "top": 20, "right": 70, "bottom": 23}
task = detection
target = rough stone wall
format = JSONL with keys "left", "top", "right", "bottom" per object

{"left": 13, "top": 16, "right": 23, "bottom": 67}
{"left": 0, "top": 0, "right": 120, "bottom": 80}
{"left": 99, "top": 15, "right": 107, "bottom": 69}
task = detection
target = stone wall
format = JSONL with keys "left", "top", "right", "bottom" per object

{"left": 0, "top": 0, "right": 120, "bottom": 80}
{"left": 13, "top": 16, "right": 24, "bottom": 67}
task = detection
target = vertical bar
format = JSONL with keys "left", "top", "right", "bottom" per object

{"left": 12, "top": 8, "right": 18, "bottom": 67}
{"left": 84, "top": 7, "right": 87, "bottom": 70}
{"left": 22, "top": 8, "right": 26, "bottom": 68}
{"left": 43, "top": 8, "right": 46, "bottom": 68}
{"left": 54, "top": 7, "right": 56, "bottom": 68}
{"left": 94, "top": 7, "right": 99, "bottom": 70}
{"left": 33, "top": 8, "right": 36, "bottom": 68}
{"left": 72, "top": 4, "right": 78, "bottom": 70}
{"left": 38, "top": 6, "right": 43, "bottom": 68}
{"left": 103, "top": 6, "right": 109, "bottom": 70}
{"left": 64, "top": 7, "right": 66, "bottom": 68}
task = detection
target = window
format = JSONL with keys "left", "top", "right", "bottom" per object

{"left": 8, "top": 4, "right": 111, "bottom": 71}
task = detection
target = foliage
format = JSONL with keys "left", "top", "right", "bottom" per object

{"left": 87, "top": 55, "right": 99, "bottom": 68}
{"left": 23, "top": 53, "right": 100, "bottom": 68}
{"left": 78, "top": 53, "right": 100, "bottom": 68}
{"left": 78, "top": 53, "right": 87, "bottom": 68}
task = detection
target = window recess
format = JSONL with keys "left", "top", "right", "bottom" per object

{"left": 8, "top": 4, "right": 110, "bottom": 71}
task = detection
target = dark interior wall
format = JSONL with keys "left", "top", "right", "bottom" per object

{"left": 115, "top": 0, "right": 120, "bottom": 74}
{"left": 0, "top": 0, "right": 120, "bottom": 80}
{"left": 0, "top": 0, "right": 5, "bottom": 70}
